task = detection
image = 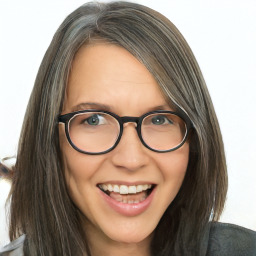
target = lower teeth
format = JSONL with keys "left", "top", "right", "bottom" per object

{"left": 115, "top": 197, "right": 146, "bottom": 204}
{"left": 109, "top": 190, "right": 149, "bottom": 204}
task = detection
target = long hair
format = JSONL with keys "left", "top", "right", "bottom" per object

{"left": 9, "top": 2, "right": 227, "bottom": 255}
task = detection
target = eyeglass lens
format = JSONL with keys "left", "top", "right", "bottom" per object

{"left": 68, "top": 112, "right": 187, "bottom": 153}
{"left": 142, "top": 113, "right": 186, "bottom": 151}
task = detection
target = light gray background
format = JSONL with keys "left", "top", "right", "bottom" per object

{"left": 0, "top": 0, "right": 256, "bottom": 246}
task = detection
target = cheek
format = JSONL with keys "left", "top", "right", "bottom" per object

{"left": 59, "top": 138, "right": 100, "bottom": 216}
{"left": 59, "top": 126, "right": 100, "bottom": 198}
{"left": 157, "top": 143, "right": 189, "bottom": 177}
{"left": 61, "top": 145, "right": 101, "bottom": 186}
{"left": 59, "top": 126, "right": 97, "bottom": 179}
{"left": 155, "top": 143, "right": 189, "bottom": 200}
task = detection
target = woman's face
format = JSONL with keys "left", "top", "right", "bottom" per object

{"left": 59, "top": 44, "right": 189, "bottom": 247}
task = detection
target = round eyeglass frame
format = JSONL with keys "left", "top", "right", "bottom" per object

{"left": 58, "top": 109, "right": 193, "bottom": 155}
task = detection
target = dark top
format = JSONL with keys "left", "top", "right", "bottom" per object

{"left": 0, "top": 222, "right": 255, "bottom": 255}
{"left": 205, "top": 222, "right": 256, "bottom": 255}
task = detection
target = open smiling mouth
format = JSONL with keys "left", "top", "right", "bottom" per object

{"left": 97, "top": 184, "right": 156, "bottom": 204}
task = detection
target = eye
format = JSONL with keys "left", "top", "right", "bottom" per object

{"left": 83, "top": 114, "right": 106, "bottom": 126}
{"left": 151, "top": 115, "right": 173, "bottom": 125}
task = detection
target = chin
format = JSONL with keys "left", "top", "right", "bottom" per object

{"left": 102, "top": 224, "right": 155, "bottom": 245}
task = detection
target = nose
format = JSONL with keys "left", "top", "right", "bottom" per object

{"left": 110, "top": 123, "right": 149, "bottom": 171}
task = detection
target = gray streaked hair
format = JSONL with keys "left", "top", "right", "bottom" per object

{"left": 9, "top": 2, "right": 227, "bottom": 255}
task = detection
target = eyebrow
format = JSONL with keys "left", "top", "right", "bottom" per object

{"left": 147, "top": 104, "right": 174, "bottom": 112}
{"left": 71, "top": 102, "right": 174, "bottom": 113}
{"left": 71, "top": 102, "right": 112, "bottom": 112}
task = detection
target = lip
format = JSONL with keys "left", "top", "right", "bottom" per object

{"left": 98, "top": 184, "right": 156, "bottom": 217}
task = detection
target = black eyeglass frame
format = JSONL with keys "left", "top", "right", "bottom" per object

{"left": 58, "top": 109, "right": 193, "bottom": 155}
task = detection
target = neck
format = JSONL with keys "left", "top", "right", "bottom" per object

{"left": 83, "top": 220, "right": 152, "bottom": 256}
{"left": 89, "top": 239, "right": 152, "bottom": 256}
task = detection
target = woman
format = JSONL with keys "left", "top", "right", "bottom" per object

{"left": 0, "top": 1, "right": 255, "bottom": 255}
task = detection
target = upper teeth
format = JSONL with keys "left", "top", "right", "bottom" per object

{"left": 99, "top": 184, "right": 152, "bottom": 195}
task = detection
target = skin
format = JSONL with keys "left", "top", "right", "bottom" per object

{"left": 59, "top": 44, "right": 189, "bottom": 256}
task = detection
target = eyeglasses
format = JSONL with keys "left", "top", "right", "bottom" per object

{"left": 58, "top": 109, "right": 193, "bottom": 155}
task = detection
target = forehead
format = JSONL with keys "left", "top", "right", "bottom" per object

{"left": 63, "top": 43, "right": 170, "bottom": 115}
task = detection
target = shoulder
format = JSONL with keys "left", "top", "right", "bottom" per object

{"left": 0, "top": 234, "right": 25, "bottom": 256}
{"left": 206, "top": 222, "right": 256, "bottom": 256}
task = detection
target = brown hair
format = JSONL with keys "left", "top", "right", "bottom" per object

{"left": 9, "top": 2, "right": 227, "bottom": 255}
